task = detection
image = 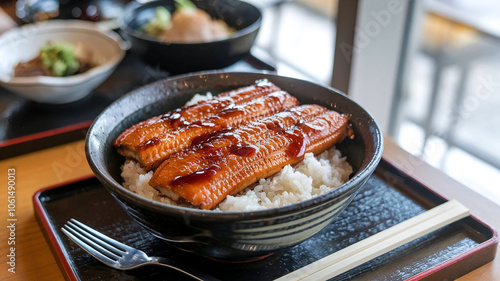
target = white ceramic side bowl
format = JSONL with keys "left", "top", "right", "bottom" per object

{"left": 0, "top": 20, "right": 127, "bottom": 104}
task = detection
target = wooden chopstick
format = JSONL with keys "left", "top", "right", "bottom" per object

{"left": 275, "top": 199, "right": 470, "bottom": 281}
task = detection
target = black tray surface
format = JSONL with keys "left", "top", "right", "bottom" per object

{"left": 34, "top": 160, "right": 497, "bottom": 280}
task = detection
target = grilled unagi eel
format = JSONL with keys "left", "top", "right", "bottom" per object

{"left": 116, "top": 89, "right": 299, "bottom": 170}
{"left": 149, "top": 105, "right": 353, "bottom": 209}
{"left": 150, "top": 104, "right": 328, "bottom": 187}
{"left": 115, "top": 80, "right": 280, "bottom": 149}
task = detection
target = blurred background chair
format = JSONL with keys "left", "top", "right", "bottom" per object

{"left": 253, "top": 0, "right": 500, "bottom": 204}
{"left": 396, "top": 0, "right": 500, "bottom": 203}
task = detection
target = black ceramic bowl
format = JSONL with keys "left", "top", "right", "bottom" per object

{"left": 85, "top": 72, "right": 383, "bottom": 261}
{"left": 119, "top": 0, "right": 262, "bottom": 74}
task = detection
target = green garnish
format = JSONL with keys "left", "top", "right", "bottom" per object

{"left": 40, "top": 43, "right": 79, "bottom": 77}
{"left": 174, "top": 0, "right": 197, "bottom": 10}
{"left": 142, "top": 0, "right": 199, "bottom": 36}
{"left": 142, "top": 7, "right": 171, "bottom": 36}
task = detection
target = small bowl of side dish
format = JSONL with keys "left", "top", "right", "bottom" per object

{"left": 0, "top": 20, "right": 126, "bottom": 104}
{"left": 120, "top": 0, "right": 261, "bottom": 74}
{"left": 86, "top": 72, "right": 383, "bottom": 262}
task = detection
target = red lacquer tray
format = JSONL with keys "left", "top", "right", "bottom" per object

{"left": 33, "top": 157, "right": 498, "bottom": 281}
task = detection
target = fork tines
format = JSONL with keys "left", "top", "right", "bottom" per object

{"left": 61, "top": 219, "right": 126, "bottom": 264}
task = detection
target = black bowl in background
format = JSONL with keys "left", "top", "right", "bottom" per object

{"left": 119, "top": 0, "right": 262, "bottom": 74}
{"left": 16, "top": 0, "right": 125, "bottom": 28}
{"left": 85, "top": 72, "right": 383, "bottom": 261}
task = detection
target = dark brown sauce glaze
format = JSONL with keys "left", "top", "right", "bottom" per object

{"left": 266, "top": 120, "right": 285, "bottom": 132}
{"left": 190, "top": 128, "right": 234, "bottom": 147}
{"left": 301, "top": 120, "right": 326, "bottom": 135}
{"left": 263, "top": 112, "right": 317, "bottom": 158}
{"left": 284, "top": 129, "right": 308, "bottom": 158}
{"left": 185, "top": 106, "right": 325, "bottom": 160}
{"left": 169, "top": 164, "right": 221, "bottom": 188}
{"left": 156, "top": 97, "right": 238, "bottom": 129}
{"left": 137, "top": 137, "right": 160, "bottom": 151}
{"left": 159, "top": 108, "right": 190, "bottom": 129}
{"left": 229, "top": 143, "right": 257, "bottom": 157}
{"left": 217, "top": 105, "right": 246, "bottom": 119}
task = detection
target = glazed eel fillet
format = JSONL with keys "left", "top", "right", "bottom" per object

{"left": 116, "top": 90, "right": 299, "bottom": 170}
{"left": 149, "top": 105, "right": 353, "bottom": 209}
{"left": 114, "top": 80, "right": 280, "bottom": 167}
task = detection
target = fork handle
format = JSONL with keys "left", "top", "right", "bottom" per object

{"left": 149, "top": 256, "right": 220, "bottom": 281}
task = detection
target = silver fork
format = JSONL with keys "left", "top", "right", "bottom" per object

{"left": 61, "top": 219, "right": 219, "bottom": 281}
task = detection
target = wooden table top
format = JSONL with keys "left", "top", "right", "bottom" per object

{"left": 0, "top": 136, "right": 498, "bottom": 280}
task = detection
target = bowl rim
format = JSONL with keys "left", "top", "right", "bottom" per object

{"left": 0, "top": 20, "right": 127, "bottom": 85}
{"left": 119, "top": 0, "right": 262, "bottom": 46}
{"left": 86, "top": 71, "right": 384, "bottom": 219}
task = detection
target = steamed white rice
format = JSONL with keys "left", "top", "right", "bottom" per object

{"left": 121, "top": 147, "right": 352, "bottom": 211}
{"left": 120, "top": 90, "right": 352, "bottom": 211}
{"left": 184, "top": 92, "right": 214, "bottom": 106}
